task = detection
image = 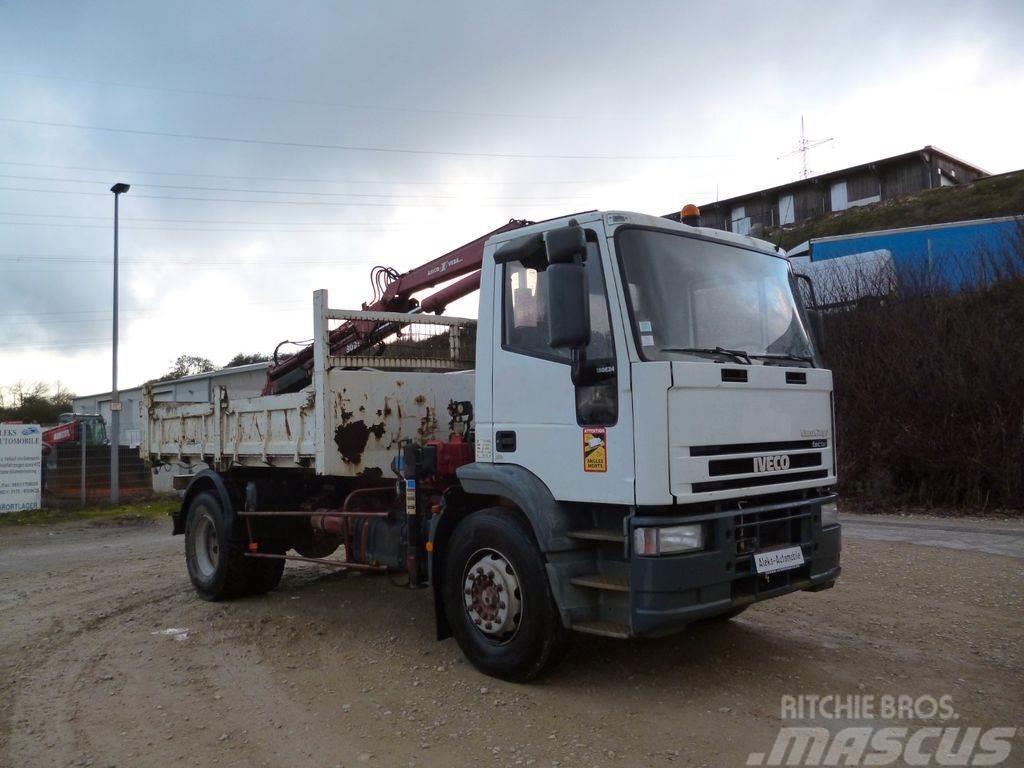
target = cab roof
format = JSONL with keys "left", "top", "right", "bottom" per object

{"left": 487, "top": 210, "right": 782, "bottom": 256}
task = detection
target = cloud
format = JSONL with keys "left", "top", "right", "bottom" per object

{"left": 1, "top": 0, "right": 1022, "bottom": 394}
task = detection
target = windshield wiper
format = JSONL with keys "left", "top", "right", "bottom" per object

{"left": 661, "top": 346, "right": 752, "bottom": 365}
{"left": 749, "top": 353, "right": 815, "bottom": 365}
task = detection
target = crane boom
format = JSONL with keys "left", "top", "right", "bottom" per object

{"left": 263, "top": 219, "right": 531, "bottom": 394}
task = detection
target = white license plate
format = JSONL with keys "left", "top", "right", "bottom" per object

{"left": 753, "top": 545, "right": 805, "bottom": 575}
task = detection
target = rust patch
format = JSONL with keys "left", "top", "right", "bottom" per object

{"left": 358, "top": 405, "right": 366, "bottom": 413}
{"left": 334, "top": 421, "right": 370, "bottom": 464}
{"left": 358, "top": 466, "right": 384, "bottom": 481}
{"left": 341, "top": 408, "right": 353, "bottom": 423}
{"left": 283, "top": 412, "right": 292, "bottom": 439}
{"left": 414, "top": 394, "right": 426, "bottom": 406}
{"left": 368, "top": 422, "right": 386, "bottom": 440}
{"left": 417, "top": 407, "right": 438, "bottom": 439}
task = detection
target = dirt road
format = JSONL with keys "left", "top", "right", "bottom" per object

{"left": 1, "top": 515, "right": 1021, "bottom": 768}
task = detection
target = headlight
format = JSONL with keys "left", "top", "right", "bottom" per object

{"left": 821, "top": 501, "right": 839, "bottom": 527}
{"left": 633, "top": 524, "right": 704, "bottom": 556}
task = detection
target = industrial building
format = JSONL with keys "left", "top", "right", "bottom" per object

{"left": 668, "top": 146, "right": 988, "bottom": 236}
{"left": 71, "top": 362, "right": 270, "bottom": 449}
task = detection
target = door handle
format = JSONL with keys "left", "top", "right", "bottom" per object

{"left": 495, "top": 430, "right": 517, "bottom": 453}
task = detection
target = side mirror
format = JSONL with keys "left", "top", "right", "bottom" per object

{"left": 543, "top": 222, "right": 586, "bottom": 264}
{"left": 544, "top": 222, "right": 590, "bottom": 350}
{"left": 546, "top": 262, "right": 589, "bottom": 349}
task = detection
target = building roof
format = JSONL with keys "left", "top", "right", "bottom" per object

{"left": 667, "top": 146, "right": 989, "bottom": 218}
{"left": 73, "top": 361, "right": 270, "bottom": 400}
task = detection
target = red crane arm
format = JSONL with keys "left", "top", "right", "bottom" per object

{"left": 264, "top": 218, "right": 530, "bottom": 393}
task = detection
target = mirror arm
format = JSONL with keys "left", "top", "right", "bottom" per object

{"left": 795, "top": 272, "right": 819, "bottom": 310}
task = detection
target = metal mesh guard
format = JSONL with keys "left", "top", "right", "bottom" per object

{"left": 328, "top": 310, "right": 477, "bottom": 371}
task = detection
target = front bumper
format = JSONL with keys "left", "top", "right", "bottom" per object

{"left": 628, "top": 494, "right": 841, "bottom": 637}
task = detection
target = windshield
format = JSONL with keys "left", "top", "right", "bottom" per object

{"left": 615, "top": 228, "right": 814, "bottom": 363}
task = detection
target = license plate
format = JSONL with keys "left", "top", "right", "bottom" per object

{"left": 753, "top": 545, "right": 804, "bottom": 575}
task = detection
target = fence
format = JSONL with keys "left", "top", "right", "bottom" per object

{"left": 42, "top": 443, "right": 153, "bottom": 508}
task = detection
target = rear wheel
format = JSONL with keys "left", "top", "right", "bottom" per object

{"left": 247, "top": 554, "right": 286, "bottom": 595}
{"left": 443, "top": 508, "right": 570, "bottom": 682}
{"left": 184, "top": 490, "right": 284, "bottom": 599}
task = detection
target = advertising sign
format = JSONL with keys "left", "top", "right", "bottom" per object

{"left": 0, "top": 423, "right": 42, "bottom": 513}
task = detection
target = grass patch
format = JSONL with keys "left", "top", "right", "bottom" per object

{"left": 0, "top": 497, "right": 179, "bottom": 528}
{"left": 765, "top": 170, "right": 1024, "bottom": 251}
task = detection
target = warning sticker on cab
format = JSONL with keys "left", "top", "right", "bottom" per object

{"left": 583, "top": 427, "right": 607, "bottom": 473}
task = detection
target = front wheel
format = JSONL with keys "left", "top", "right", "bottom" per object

{"left": 443, "top": 508, "right": 570, "bottom": 682}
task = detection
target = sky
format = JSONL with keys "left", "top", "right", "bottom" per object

{"left": 1, "top": 0, "right": 1022, "bottom": 398}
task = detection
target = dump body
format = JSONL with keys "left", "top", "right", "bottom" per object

{"left": 142, "top": 305, "right": 476, "bottom": 477}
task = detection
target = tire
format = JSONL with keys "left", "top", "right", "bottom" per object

{"left": 247, "top": 555, "right": 286, "bottom": 595}
{"left": 443, "top": 508, "right": 571, "bottom": 682}
{"left": 184, "top": 491, "right": 261, "bottom": 600}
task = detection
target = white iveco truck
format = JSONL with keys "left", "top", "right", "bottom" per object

{"left": 144, "top": 210, "right": 841, "bottom": 681}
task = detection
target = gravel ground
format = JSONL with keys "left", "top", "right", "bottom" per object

{"left": 0, "top": 516, "right": 1021, "bottom": 768}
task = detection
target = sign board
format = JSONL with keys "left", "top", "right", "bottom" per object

{"left": 0, "top": 423, "right": 42, "bottom": 513}
{"left": 582, "top": 427, "right": 607, "bottom": 473}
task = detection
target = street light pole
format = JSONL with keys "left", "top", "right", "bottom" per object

{"left": 110, "top": 182, "right": 130, "bottom": 504}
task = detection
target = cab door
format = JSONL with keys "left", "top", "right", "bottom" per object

{"left": 488, "top": 224, "right": 634, "bottom": 504}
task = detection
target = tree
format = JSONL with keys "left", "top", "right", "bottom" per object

{"left": 224, "top": 352, "right": 271, "bottom": 368}
{"left": 155, "top": 355, "right": 216, "bottom": 382}
{"left": 0, "top": 381, "right": 76, "bottom": 425}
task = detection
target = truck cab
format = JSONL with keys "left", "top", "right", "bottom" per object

{"left": 453, "top": 210, "right": 839, "bottom": 642}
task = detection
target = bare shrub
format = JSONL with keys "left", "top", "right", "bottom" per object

{"left": 824, "top": 224, "right": 1024, "bottom": 510}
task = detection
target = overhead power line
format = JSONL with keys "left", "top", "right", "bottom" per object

{"left": 0, "top": 210, "right": 391, "bottom": 226}
{"left": 0, "top": 159, "right": 623, "bottom": 187}
{"left": 0, "top": 172, "right": 593, "bottom": 201}
{"left": 0, "top": 220, "right": 406, "bottom": 234}
{"left": 2, "top": 302, "right": 309, "bottom": 329}
{"left": 0, "top": 184, "right": 573, "bottom": 208}
{"left": 0, "top": 254, "right": 376, "bottom": 266}
{"left": 0, "top": 116, "right": 727, "bottom": 161}
{"left": 0, "top": 298, "right": 307, "bottom": 318}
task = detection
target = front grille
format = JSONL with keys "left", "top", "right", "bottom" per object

{"left": 709, "top": 452, "right": 822, "bottom": 477}
{"left": 690, "top": 438, "right": 827, "bottom": 457}
{"left": 733, "top": 505, "right": 814, "bottom": 558}
{"left": 731, "top": 504, "right": 815, "bottom": 603}
{"left": 692, "top": 469, "right": 829, "bottom": 493}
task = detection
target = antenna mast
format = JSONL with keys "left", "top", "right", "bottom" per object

{"left": 778, "top": 116, "right": 834, "bottom": 179}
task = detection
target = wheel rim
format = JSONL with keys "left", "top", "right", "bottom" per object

{"left": 462, "top": 548, "right": 523, "bottom": 643}
{"left": 193, "top": 511, "right": 220, "bottom": 579}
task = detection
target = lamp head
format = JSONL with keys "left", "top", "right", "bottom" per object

{"left": 110, "top": 182, "right": 130, "bottom": 194}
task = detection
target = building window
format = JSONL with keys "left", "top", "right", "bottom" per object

{"left": 778, "top": 194, "right": 795, "bottom": 226}
{"left": 830, "top": 180, "right": 849, "bottom": 212}
{"left": 730, "top": 205, "right": 751, "bottom": 235}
